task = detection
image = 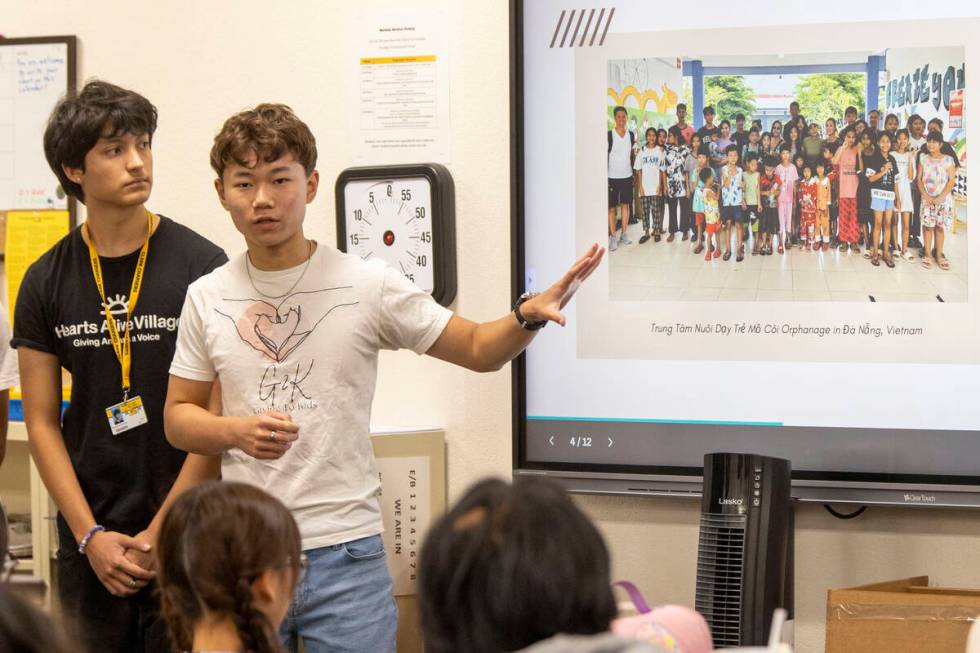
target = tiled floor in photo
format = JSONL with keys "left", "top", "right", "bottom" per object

{"left": 608, "top": 221, "right": 968, "bottom": 302}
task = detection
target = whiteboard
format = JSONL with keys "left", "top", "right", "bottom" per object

{"left": 0, "top": 37, "right": 76, "bottom": 212}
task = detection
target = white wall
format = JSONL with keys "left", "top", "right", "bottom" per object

{"left": 3, "top": 2, "right": 980, "bottom": 652}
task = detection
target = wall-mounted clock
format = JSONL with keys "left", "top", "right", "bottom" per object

{"left": 336, "top": 163, "right": 457, "bottom": 307}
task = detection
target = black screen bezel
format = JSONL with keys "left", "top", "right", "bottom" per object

{"left": 507, "top": 0, "right": 980, "bottom": 494}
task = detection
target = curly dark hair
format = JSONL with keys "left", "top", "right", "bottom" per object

{"left": 43, "top": 80, "right": 158, "bottom": 204}
{"left": 210, "top": 103, "right": 318, "bottom": 180}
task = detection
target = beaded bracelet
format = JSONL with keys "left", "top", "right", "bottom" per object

{"left": 78, "top": 524, "right": 105, "bottom": 555}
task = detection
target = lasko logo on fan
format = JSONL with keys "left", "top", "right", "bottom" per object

{"left": 718, "top": 498, "right": 743, "bottom": 506}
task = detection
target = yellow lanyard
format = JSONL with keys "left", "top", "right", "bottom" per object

{"left": 83, "top": 211, "right": 153, "bottom": 400}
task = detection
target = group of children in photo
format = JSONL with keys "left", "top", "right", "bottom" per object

{"left": 609, "top": 102, "right": 962, "bottom": 269}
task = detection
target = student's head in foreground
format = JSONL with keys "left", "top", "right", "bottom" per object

{"left": 210, "top": 103, "right": 319, "bottom": 252}
{"left": 0, "top": 585, "right": 70, "bottom": 653}
{"left": 419, "top": 477, "right": 617, "bottom": 653}
{"left": 157, "top": 481, "right": 302, "bottom": 653}
{"left": 44, "top": 79, "right": 157, "bottom": 206}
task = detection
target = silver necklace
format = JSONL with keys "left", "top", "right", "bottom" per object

{"left": 245, "top": 239, "right": 315, "bottom": 300}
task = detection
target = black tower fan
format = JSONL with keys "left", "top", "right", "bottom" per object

{"left": 694, "top": 452, "right": 793, "bottom": 648}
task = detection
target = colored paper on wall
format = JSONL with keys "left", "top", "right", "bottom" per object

{"left": 5, "top": 209, "right": 71, "bottom": 401}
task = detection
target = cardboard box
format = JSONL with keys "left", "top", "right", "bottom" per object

{"left": 826, "top": 576, "right": 980, "bottom": 653}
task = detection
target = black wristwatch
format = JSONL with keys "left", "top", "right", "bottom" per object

{"left": 514, "top": 292, "right": 547, "bottom": 331}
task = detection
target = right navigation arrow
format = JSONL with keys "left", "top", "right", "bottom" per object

{"left": 607, "top": 437, "right": 614, "bottom": 448}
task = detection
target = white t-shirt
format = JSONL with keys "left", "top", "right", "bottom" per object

{"left": 608, "top": 129, "right": 634, "bottom": 180}
{"left": 0, "top": 308, "right": 19, "bottom": 390}
{"left": 170, "top": 245, "right": 452, "bottom": 550}
{"left": 633, "top": 145, "right": 666, "bottom": 197}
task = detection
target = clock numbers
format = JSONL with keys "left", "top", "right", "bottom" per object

{"left": 343, "top": 177, "right": 435, "bottom": 293}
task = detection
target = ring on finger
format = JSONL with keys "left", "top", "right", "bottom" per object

{"left": 269, "top": 431, "right": 277, "bottom": 442}
{"left": 129, "top": 577, "right": 137, "bottom": 588}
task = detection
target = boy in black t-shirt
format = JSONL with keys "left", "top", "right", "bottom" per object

{"left": 11, "top": 81, "right": 227, "bottom": 653}
{"left": 731, "top": 113, "right": 749, "bottom": 156}
{"left": 695, "top": 105, "right": 719, "bottom": 144}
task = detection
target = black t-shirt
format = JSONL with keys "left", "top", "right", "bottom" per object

{"left": 695, "top": 125, "right": 719, "bottom": 145}
{"left": 864, "top": 151, "right": 899, "bottom": 192}
{"left": 857, "top": 151, "right": 873, "bottom": 208}
{"left": 12, "top": 216, "right": 226, "bottom": 540}
{"left": 732, "top": 130, "right": 749, "bottom": 153}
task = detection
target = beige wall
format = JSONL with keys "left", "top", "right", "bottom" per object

{"left": 576, "top": 495, "right": 980, "bottom": 651}
{"left": 4, "top": 2, "right": 980, "bottom": 651}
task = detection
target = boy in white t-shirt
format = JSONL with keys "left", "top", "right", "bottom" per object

{"left": 163, "top": 104, "right": 603, "bottom": 653}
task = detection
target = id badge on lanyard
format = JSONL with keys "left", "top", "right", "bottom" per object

{"left": 84, "top": 212, "right": 153, "bottom": 435}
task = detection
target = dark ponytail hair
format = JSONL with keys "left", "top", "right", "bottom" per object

{"left": 157, "top": 481, "right": 302, "bottom": 653}
{"left": 232, "top": 576, "right": 274, "bottom": 653}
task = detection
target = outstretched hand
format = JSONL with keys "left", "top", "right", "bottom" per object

{"left": 522, "top": 244, "right": 605, "bottom": 327}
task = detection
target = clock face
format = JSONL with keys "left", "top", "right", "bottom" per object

{"left": 343, "top": 176, "right": 434, "bottom": 292}
{"left": 336, "top": 163, "right": 456, "bottom": 307}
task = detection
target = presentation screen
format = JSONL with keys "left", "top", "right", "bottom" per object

{"left": 512, "top": 1, "right": 980, "bottom": 506}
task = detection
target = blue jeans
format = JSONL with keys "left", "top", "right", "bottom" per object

{"left": 280, "top": 534, "right": 397, "bottom": 653}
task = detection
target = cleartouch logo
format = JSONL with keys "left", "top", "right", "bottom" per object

{"left": 904, "top": 493, "right": 936, "bottom": 503}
